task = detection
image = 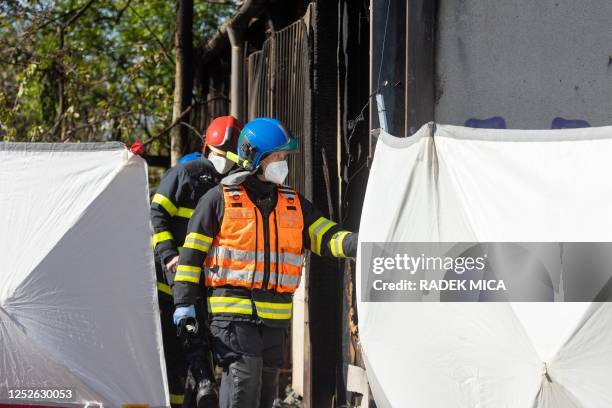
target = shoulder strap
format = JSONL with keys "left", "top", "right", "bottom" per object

{"left": 277, "top": 185, "right": 297, "bottom": 202}
{"left": 221, "top": 184, "right": 254, "bottom": 209}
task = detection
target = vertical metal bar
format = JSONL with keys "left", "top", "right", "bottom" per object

{"left": 294, "top": 23, "right": 303, "bottom": 191}
{"left": 270, "top": 33, "right": 276, "bottom": 117}
{"left": 227, "top": 26, "right": 245, "bottom": 122}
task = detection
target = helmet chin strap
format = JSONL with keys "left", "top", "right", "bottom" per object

{"left": 207, "top": 145, "right": 227, "bottom": 157}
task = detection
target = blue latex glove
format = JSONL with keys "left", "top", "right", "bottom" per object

{"left": 173, "top": 304, "right": 196, "bottom": 326}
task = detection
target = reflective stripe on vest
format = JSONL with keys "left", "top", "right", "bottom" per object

{"left": 254, "top": 300, "right": 292, "bottom": 320}
{"left": 205, "top": 267, "right": 263, "bottom": 289}
{"left": 208, "top": 246, "right": 304, "bottom": 267}
{"left": 207, "top": 295, "right": 293, "bottom": 321}
{"left": 205, "top": 268, "right": 301, "bottom": 291}
{"left": 208, "top": 296, "right": 253, "bottom": 315}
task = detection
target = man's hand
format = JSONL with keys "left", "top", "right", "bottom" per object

{"left": 165, "top": 255, "right": 179, "bottom": 273}
{"left": 173, "top": 304, "right": 196, "bottom": 327}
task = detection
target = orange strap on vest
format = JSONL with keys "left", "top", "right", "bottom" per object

{"left": 205, "top": 185, "right": 305, "bottom": 294}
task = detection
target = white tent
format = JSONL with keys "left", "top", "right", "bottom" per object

{"left": 357, "top": 124, "right": 612, "bottom": 407}
{"left": 0, "top": 143, "right": 168, "bottom": 407}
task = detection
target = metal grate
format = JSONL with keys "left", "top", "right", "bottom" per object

{"left": 192, "top": 60, "right": 231, "bottom": 150}
{"left": 246, "top": 20, "right": 310, "bottom": 194}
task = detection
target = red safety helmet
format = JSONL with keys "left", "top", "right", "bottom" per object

{"left": 204, "top": 115, "right": 242, "bottom": 156}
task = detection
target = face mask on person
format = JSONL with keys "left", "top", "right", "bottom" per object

{"left": 263, "top": 160, "right": 289, "bottom": 185}
{"left": 208, "top": 152, "right": 233, "bottom": 174}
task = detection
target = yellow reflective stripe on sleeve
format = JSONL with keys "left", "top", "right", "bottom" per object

{"left": 175, "top": 265, "right": 202, "bottom": 283}
{"left": 170, "top": 393, "right": 184, "bottom": 404}
{"left": 176, "top": 207, "right": 194, "bottom": 218}
{"left": 187, "top": 232, "right": 213, "bottom": 243}
{"left": 308, "top": 217, "right": 337, "bottom": 255}
{"left": 152, "top": 193, "right": 178, "bottom": 216}
{"left": 183, "top": 242, "right": 210, "bottom": 252}
{"left": 209, "top": 296, "right": 252, "bottom": 305}
{"left": 183, "top": 232, "right": 212, "bottom": 252}
{"left": 212, "top": 306, "right": 253, "bottom": 314}
{"left": 330, "top": 230, "right": 351, "bottom": 258}
{"left": 208, "top": 296, "right": 253, "bottom": 315}
{"left": 152, "top": 231, "right": 174, "bottom": 247}
{"left": 157, "top": 282, "right": 173, "bottom": 296}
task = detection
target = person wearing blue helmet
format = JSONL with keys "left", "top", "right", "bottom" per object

{"left": 178, "top": 151, "right": 202, "bottom": 164}
{"left": 225, "top": 117, "right": 299, "bottom": 174}
{"left": 173, "top": 117, "right": 358, "bottom": 407}
{"left": 151, "top": 115, "right": 242, "bottom": 407}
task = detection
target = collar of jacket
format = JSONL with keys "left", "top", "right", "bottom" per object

{"left": 243, "top": 175, "right": 276, "bottom": 195}
{"left": 222, "top": 174, "right": 278, "bottom": 218}
{"left": 220, "top": 169, "right": 254, "bottom": 185}
{"left": 183, "top": 156, "right": 221, "bottom": 181}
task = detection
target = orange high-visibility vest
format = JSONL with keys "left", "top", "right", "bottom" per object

{"left": 204, "top": 185, "right": 305, "bottom": 294}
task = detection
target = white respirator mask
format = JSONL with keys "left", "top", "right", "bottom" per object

{"left": 208, "top": 151, "right": 234, "bottom": 174}
{"left": 263, "top": 160, "right": 289, "bottom": 185}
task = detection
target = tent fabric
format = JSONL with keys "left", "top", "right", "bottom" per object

{"left": 357, "top": 124, "right": 612, "bottom": 408}
{"left": 0, "top": 143, "right": 169, "bottom": 407}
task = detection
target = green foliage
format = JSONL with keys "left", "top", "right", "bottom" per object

{"left": 0, "top": 0, "right": 234, "bottom": 147}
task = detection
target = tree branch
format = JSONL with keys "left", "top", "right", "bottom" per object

{"left": 202, "top": 0, "right": 235, "bottom": 5}
{"left": 114, "top": 0, "right": 133, "bottom": 24}
{"left": 127, "top": 4, "right": 176, "bottom": 66}
{"left": 64, "top": 111, "right": 137, "bottom": 136}
{"left": 63, "top": 0, "right": 97, "bottom": 30}
{"left": 180, "top": 121, "right": 204, "bottom": 143}
{"left": 142, "top": 105, "right": 193, "bottom": 146}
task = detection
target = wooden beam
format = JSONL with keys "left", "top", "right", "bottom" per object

{"left": 405, "top": 0, "right": 436, "bottom": 136}
{"left": 307, "top": 0, "right": 341, "bottom": 406}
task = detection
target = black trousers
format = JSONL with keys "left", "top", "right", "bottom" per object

{"left": 156, "top": 256, "right": 187, "bottom": 407}
{"left": 160, "top": 296, "right": 188, "bottom": 407}
{"left": 209, "top": 320, "right": 287, "bottom": 408}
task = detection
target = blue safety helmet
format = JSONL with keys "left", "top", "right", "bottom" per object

{"left": 233, "top": 118, "right": 298, "bottom": 171}
{"left": 178, "top": 151, "right": 202, "bottom": 164}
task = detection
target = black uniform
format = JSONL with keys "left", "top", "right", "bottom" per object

{"left": 173, "top": 174, "right": 357, "bottom": 408}
{"left": 151, "top": 158, "right": 221, "bottom": 407}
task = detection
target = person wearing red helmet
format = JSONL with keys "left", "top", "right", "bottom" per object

{"left": 151, "top": 115, "right": 242, "bottom": 408}
{"left": 173, "top": 118, "right": 358, "bottom": 407}
{"left": 204, "top": 115, "right": 241, "bottom": 175}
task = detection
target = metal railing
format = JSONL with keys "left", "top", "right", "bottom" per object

{"left": 245, "top": 19, "right": 310, "bottom": 194}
